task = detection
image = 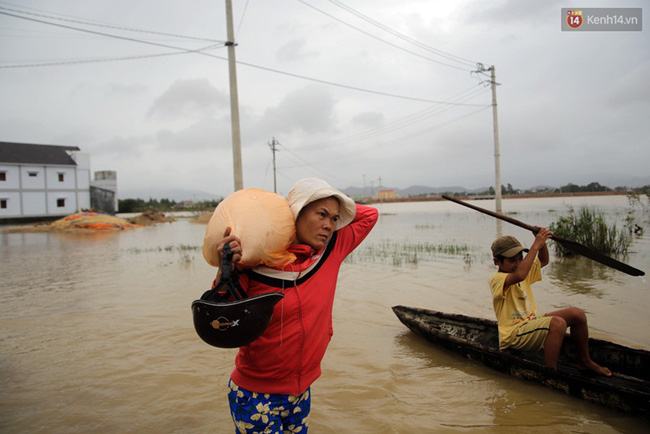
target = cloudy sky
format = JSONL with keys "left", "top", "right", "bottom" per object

{"left": 1, "top": 0, "right": 648, "bottom": 199}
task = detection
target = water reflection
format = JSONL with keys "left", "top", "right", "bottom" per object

{"left": 391, "top": 325, "right": 644, "bottom": 432}
{"left": 2, "top": 197, "right": 649, "bottom": 433}
{"left": 546, "top": 256, "right": 617, "bottom": 298}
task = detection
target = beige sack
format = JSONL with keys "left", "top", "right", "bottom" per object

{"left": 202, "top": 188, "right": 296, "bottom": 268}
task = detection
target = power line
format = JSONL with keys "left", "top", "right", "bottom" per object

{"left": 275, "top": 142, "right": 355, "bottom": 187}
{"left": 295, "top": 85, "right": 489, "bottom": 151}
{"left": 236, "top": 0, "right": 251, "bottom": 39}
{"left": 0, "top": 4, "right": 224, "bottom": 43}
{"left": 0, "top": 9, "right": 226, "bottom": 54}
{"left": 297, "top": 0, "right": 474, "bottom": 72}
{"left": 0, "top": 44, "right": 224, "bottom": 69}
{"left": 326, "top": 0, "right": 479, "bottom": 67}
{"left": 277, "top": 105, "right": 491, "bottom": 172}
{"left": 234, "top": 58, "right": 488, "bottom": 105}
{"left": 0, "top": 7, "right": 488, "bottom": 107}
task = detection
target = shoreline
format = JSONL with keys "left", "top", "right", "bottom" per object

{"left": 365, "top": 190, "right": 632, "bottom": 204}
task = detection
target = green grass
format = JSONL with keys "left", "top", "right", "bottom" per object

{"left": 127, "top": 244, "right": 201, "bottom": 254}
{"left": 345, "top": 240, "right": 472, "bottom": 266}
{"left": 549, "top": 207, "right": 631, "bottom": 256}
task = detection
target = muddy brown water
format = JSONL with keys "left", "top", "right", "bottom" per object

{"left": 1, "top": 196, "right": 648, "bottom": 432}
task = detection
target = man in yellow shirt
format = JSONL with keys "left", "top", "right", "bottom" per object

{"left": 489, "top": 228, "right": 611, "bottom": 376}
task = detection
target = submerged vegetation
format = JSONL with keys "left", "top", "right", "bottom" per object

{"left": 549, "top": 207, "right": 631, "bottom": 256}
{"left": 345, "top": 240, "right": 473, "bottom": 267}
{"left": 127, "top": 244, "right": 200, "bottom": 254}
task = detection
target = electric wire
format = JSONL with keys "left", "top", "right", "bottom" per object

{"left": 297, "top": 0, "right": 474, "bottom": 72}
{"left": 234, "top": 58, "right": 488, "bottom": 105}
{"left": 236, "top": 0, "right": 251, "bottom": 39}
{"left": 0, "top": 4, "right": 223, "bottom": 43}
{"left": 0, "top": 10, "right": 226, "bottom": 56}
{"left": 276, "top": 105, "right": 490, "bottom": 174}
{"left": 292, "top": 105, "right": 490, "bottom": 164}
{"left": 0, "top": 7, "right": 488, "bottom": 107}
{"left": 327, "top": 0, "right": 478, "bottom": 67}
{"left": 2, "top": 2, "right": 495, "bottom": 188}
{"left": 296, "top": 85, "right": 488, "bottom": 151}
{"left": 275, "top": 148, "right": 355, "bottom": 187}
{"left": 0, "top": 43, "right": 224, "bottom": 69}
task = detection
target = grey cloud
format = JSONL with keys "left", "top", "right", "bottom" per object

{"left": 277, "top": 39, "right": 319, "bottom": 62}
{"left": 148, "top": 78, "right": 229, "bottom": 119}
{"left": 107, "top": 83, "right": 148, "bottom": 96}
{"left": 260, "top": 86, "right": 337, "bottom": 135}
{"left": 606, "top": 61, "right": 650, "bottom": 107}
{"left": 97, "top": 135, "right": 155, "bottom": 157}
{"left": 155, "top": 117, "right": 232, "bottom": 152}
{"left": 466, "top": 0, "right": 563, "bottom": 25}
{"left": 351, "top": 111, "right": 385, "bottom": 129}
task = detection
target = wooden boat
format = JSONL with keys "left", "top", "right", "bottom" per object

{"left": 392, "top": 305, "right": 650, "bottom": 418}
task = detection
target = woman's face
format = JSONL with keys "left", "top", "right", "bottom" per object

{"left": 295, "top": 197, "right": 340, "bottom": 250}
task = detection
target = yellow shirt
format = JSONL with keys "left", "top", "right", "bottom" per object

{"left": 489, "top": 258, "right": 542, "bottom": 349}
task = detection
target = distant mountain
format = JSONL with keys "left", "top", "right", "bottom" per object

{"left": 119, "top": 188, "right": 222, "bottom": 202}
{"left": 119, "top": 173, "right": 650, "bottom": 202}
{"left": 341, "top": 175, "right": 650, "bottom": 199}
{"left": 342, "top": 185, "right": 472, "bottom": 197}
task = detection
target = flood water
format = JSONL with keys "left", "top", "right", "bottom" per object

{"left": 1, "top": 195, "right": 649, "bottom": 433}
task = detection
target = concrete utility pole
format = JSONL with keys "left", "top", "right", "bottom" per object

{"left": 475, "top": 63, "right": 503, "bottom": 213}
{"left": 225, "top": 0, "right": 243, "bottom": 191}
{"left": 489, "top": 65, "right": 502, "bottom": 213}
{"left": 268, "top": 137, "right": 278, "bottom": 193}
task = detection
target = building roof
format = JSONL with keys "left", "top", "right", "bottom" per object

{"left": 0, "top": 141, "right": 80, "bottom": 166}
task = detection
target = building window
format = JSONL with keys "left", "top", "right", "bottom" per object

{"left": 0, "top": 199, "right": 7, "bottom": 209}
{"left": 57, "top": 198, "right": 65, "bottom": 207}
{"left": 58, "top": 173, "right": 65, "bottom": 182}
{"left": 0, "top": 172, "right": 6, "bottom": 181}
{"left": 28, "top": 171, "right": 38, "bottom": 177}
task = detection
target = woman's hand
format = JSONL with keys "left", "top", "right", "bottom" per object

{"left": 214, "top": 227, "right": 242, "bottom": 282}
{"left": 218, "top": 227, "right": 243, "bottom": 265}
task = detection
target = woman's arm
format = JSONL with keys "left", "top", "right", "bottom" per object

{"left": 336, "top": 204, "right": 378, "bottom": 253}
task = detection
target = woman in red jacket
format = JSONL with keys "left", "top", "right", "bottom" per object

{"left": 216, "top": 178, "right": 378, "bottom": 433}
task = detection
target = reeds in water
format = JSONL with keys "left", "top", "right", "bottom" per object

{"left": 549, "top": 207, "right": 631, "bottom": 256}
{"left": 127, "top": 244, "right": 200, "bottom": 254}
{"left": 346, "top": 240, "right": 471, "bottom": 267}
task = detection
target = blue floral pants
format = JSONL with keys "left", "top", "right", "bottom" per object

{"left": 228, "top": 379, "right": 311, "bottom": 434}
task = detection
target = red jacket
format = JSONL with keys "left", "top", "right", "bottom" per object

{"left": 230, "top": 204, "right": 378, "bottom": 395}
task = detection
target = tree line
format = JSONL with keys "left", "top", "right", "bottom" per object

{"left": 118, "top": 198, "right": 221, "bottom": 213}
{"left": 482, "top": 182, "right": 647, "bottom": 196}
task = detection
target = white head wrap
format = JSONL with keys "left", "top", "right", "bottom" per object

{"left": 287, "top": 177, "right": 356, "bottom": 230}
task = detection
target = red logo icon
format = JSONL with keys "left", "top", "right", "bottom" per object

{"left": 567, "top": 10, "right": 583, "bottom": 29}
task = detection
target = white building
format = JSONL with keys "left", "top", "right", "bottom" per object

{"left": 90, "top": 170, "right": 118, "bottom": 213}
{"left": 0, "top": 142, "right": 92, "bottom": 219}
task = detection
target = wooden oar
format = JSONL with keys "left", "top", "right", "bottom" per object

{"left": 441, "top": 195, "right": 645, "bottom": 277}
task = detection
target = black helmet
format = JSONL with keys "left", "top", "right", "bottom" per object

{"left": 192, "top": 244, "right": 284, "bottom": 348}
